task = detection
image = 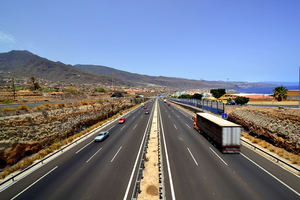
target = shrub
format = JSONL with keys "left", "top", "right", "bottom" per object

{"left": 1, "top": 107, "right": 16, "bottom": 112}
{"left": 55, "top": 103, "right": 66, "bottom": 109}
{"left": 18, "top": 105, "right": 30, "bottom": 111}
{"left": 66, "top": 89, "right": 82, "bottom": 94}
{"left": 2, "top": 99, "right": 13, "bottom": 104}
{"left": 34, "top": 104, "right": 52, "bottom": 111}
{"left": 234, "top": 96, "right": 249, "bottom": 105}
{"left": 192, "top": 93, "right": 203, "bottom": 100}
{"left": 210, "top": 89, "right": 226, "bottom": 99}
{"left": 44, "top": 104, "right": 52, "bottom": 109}
{"left": 95, "top": 87, "right": 107, "bottom": 93}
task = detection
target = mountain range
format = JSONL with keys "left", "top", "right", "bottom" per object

{"left": 0, "top": 50, "right": 273, "bottom": 89}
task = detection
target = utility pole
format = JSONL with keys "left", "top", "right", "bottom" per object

{"left": 111, "top": 72, "right": 114, "bottom": 91}
{"left": 226, "top": 78, "right": 229, "bottom": 93}
{"left": 11, "top": 77, "right": 16, "bottom": 100}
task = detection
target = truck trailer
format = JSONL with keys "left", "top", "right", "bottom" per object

{"left": 193, "top": 112, "right": 241, "bottom": 153}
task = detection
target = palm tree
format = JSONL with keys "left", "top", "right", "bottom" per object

{"left": 273, "top": 86, "right": 288, "bottom": 101}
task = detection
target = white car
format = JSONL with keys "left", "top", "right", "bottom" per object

{"left": 94, "top": 131, "right": 109, "bottom": 142}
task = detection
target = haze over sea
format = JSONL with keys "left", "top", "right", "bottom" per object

{"left": 236, "top": 85, "right": 299, "bottom": 94}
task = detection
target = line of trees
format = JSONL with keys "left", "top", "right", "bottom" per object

{"left": 178, "top": 93, "right": 203, "bottom": 100}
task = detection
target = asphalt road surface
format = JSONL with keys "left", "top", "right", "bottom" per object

{"left": 1, "top": 98, "right": 299, "bottom": 200}
{"left": 158, "top": 99, "right": 300, "bottom": 200}
{"left": 0, "top": 100, "right": 155, "bottom": 200}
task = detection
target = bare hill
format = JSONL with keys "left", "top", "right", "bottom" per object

{"left": 75, "top": 64, "right": 273, "bottom": 89}
{"left": 0, "top": 50, "right": 131, "bottom": 86}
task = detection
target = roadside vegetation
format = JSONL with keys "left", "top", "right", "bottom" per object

{"left": 177, "top": 93, "right": 203, "bottom": 100}
{"left": 210, "top": 88, "right": 226, "bottom": 99}
{"left": 234, "top": 96, "right": 249, "bottom": 105}
{"left": 242, "top": 133, "right": 300, "bottom": 166}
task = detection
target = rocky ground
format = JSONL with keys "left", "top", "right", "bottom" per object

{"left": 0, "top": 97, "right": 144, "bottom": 169}
{"left": 228, "top": 106, "right": 300, "bottom": 155}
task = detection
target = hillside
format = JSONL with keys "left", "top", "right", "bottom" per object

{"left": 0, "top": 50, "right": 131, "bottom": 86}
{"left": 0, "top": 50, "right": 274, "bottom": 89}
{"left": 75, "top": 64, "right": 273, "bottom": 89}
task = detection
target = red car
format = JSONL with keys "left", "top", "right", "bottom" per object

{"left": 119, "top": 117, "right": 126, "bottom": 124}
{"left": 143, "top": 105, "right": 147, "bottom": 109}
{"left": 168, "top": 103, "right": 170, "bottom": 106}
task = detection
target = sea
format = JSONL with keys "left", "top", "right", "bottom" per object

{"left": 236, "top": 85, "right": 299, "bottom": 94}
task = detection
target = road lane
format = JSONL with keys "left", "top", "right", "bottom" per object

{"left": 167, "top": 99, "right": 300, "bottom": 193}
{"left": 158, "top": 99, "right": 300, "bottom": 200}
{"left": 1, "top": 101, "right": 155, "bottom": 200}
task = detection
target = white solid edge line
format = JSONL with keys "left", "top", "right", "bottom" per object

{"left": 241, "top": 153, "right": 300, "bottom": 196}
{"left": 75, "top": 140, "right": 94, "bottom": 154}
{"left": 123, "top": 100, "right": 155, "bottom": 200}
{"left": 86, "top": 147, "right": 103, "bottom": 163}
{"left": 174, "top": 124, "right": 177, "bottom": 129}
{"left": 1, "top": 101, "right": 145, "bottom": 192}
{"left": 111, "top": 146, "right": 123, "bottom": 163}
{"left": 187, "top": 147, "right": 198, "bottom": 166}
{"left": 11, "top": 166, "right": 58, "bottom": 200}
{"left": 209, "top": 147, "right": 228, "bottom": 166}
{"left": 133, "top": 124, "right": 137, "bottom": 130}
{"left": 159, "top": 102, "right": 176, "bottom": 200}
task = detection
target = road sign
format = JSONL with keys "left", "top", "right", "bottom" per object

{"left": 222, "top": 113, "right": 227, "bottom": 119}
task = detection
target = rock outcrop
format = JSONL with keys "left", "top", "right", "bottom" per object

{"left": 0, "top": 98, "right": 143, "bottom": 168}
{"left": 228, "top": 107, "right": 300, "bottom": 155}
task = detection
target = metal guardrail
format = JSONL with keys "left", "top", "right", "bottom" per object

{"left": 0, "top": 103, "right": 144, "bottom": 187}
{"left": 168, "top": 100, "right": 300, "bottom": 173}
{"left": 241, "top": 139, "right": 300, "bottom": 172}
{"left": 170, "top": 98, "right": 224, "bottom": 115}
{"left": 131, "top": 126, "right": 151, "bottom": 199}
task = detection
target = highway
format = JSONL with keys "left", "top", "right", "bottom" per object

{"left": 0, "top": 101, "right": 155, "bottom": 200}
{"left": 158, "top": 99, "right": 300, "bottom": 200}
{"left": 1, "top": 98, "right": 300, "bottom": 200}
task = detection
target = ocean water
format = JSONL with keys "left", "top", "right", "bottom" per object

{"left": 236, "top": 85, "right": 299, "bottom": 94}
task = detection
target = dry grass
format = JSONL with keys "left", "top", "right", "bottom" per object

{"left": 242, "top": 133, "right": 300, "bottom": 165}
{"left": 17, "top": 105, "right": 30, "bottom": 111}
{"left": 54, "top": 103, "right": 66, "bottom": 109}
{"left": 34, "top": 104, "right": 52, "bottom": 111}
{"left": 1, "top": 107, "right": 16, "bottom": 112}
{"left": 0, "top": 101, "right": 146, "bottom": 179}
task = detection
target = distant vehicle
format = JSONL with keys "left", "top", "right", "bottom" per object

{"left": 143, "top": 105, "right": 147, "bottom": 109}
{"left": 145, "top": 110, "right": 150, "bottom": 115}
{"left": 164, "top": 99, "right": 167, "bottom": 103}
{"left": 193, "top": 113, "right": 241, "bottom": 153}
{"left": 226, "top": 101, "right": 235, "bottom": 105}
{"left": 168, "top": 103, "right": 170, "bottom": 106}
{"left": 94, "top": 131, "right": 109, "bottom": 142}
{"left": 119, "top": 117, "right": 126, "bottom": 124}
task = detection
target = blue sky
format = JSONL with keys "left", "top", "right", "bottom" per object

{"left": 1, "top": 0, "right": 300, "bottom": 82}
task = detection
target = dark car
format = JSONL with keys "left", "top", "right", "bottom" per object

{"left": 226, "top": 101, "right": 235, "bottom": 105}
{"left": 118, "top": 117, "right": 126, "bottom": 124}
